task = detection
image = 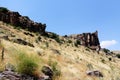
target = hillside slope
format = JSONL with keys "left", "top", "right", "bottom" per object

{"left": 0, "top": 21, "right": 120, "bottom": 80}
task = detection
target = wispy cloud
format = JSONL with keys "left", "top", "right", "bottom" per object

{"left": 100, "top": 40, "right": 117, "bottom": 48}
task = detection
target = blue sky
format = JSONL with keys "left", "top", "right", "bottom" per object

{"left": 0, "top": 0, "right": 120, "bottom": 50}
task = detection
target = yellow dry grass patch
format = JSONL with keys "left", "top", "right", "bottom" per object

{"left": 0, "top": 21, "right": 120, "bottom": 80}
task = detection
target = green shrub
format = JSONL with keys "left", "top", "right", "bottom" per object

{"left": 86, "top": 47, "right": 90, "bottom": 52}
{"left": 48, "top": 60, "right": 61, "bottom": 79}
{"left": 116, "top": 54, "right": 120, "bottom": 58}
{"left": 48, "top": 33, "right": 62, "bottom": 43}
{"left": 45, "top": 42, "right": 49, "bottom": 47}
{"left": 74, "top": 42, "right": 78, "bottom": 47}
{"left": 16, "top": 53, "right": 38, "bottom": 76}
{"left": 87, "top": 63, "right": 93, "bottom": 70}
{"left": 74, "top": 49, "right": 76, "bottom": 51}
{"left": 103, "top": 48, "right": 110, "bottom": 53}
{"left": 67, "top": 44, "right": 70, "bottom": 46}
{"left": 51, "top": 62, "right": 61, "bottom": 77}
{"left": 108, "top": 57, "right": 112, "bottom": 61}
{"left": 101, "top": 59, "right": 105, "bottom": 63}
{"left": 74, "top": 40, "right": 81, "bottom": 47}
{"left": 0, "top": 7, "right": 8, "bottom": 13}
{"left": 67, "top": 40, "right": 72, "bottom": 43}
{"left": 14, "top": 26, "right": 21, "bottom": 30}
{"left": 55, "top": 37, "right": 61, "bottom": 43}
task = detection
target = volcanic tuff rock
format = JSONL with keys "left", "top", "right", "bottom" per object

{"left": 69, "top": 31, "right": 100, "bottom": 50}
{"left": 0, "top": 7, "right": 101, "bottom": 50}
{"left": 0, "top": 7, "right": 46, "bottom": 35}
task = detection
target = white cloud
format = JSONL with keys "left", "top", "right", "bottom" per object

{"left": 100, "top": 40, "right": 117, "bottom": 48}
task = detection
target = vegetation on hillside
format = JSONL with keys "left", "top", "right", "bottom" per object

{"left": 16, "top": 53, "right": 38, "bottom": 76}
{"left": 0, "top": 7, "right": 8, "bottom": 13}
{"left": 116, "top": 54, "right": 120, "bottom": 58}
{"left": 47, "top": 32, "right": 62, "bottom": 43}
{"left": 0, "top": 21, "right": 120, "bottom": 80}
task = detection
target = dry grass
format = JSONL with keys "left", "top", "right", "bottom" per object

{"left": 0, "top": 21, "right": 120, "bottom": 80}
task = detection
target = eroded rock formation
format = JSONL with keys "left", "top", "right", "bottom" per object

{"left": 0, "top": 7, "right": 46, "bottom": 35}
{"left": 70, "top": 31, "right": 100, "bottom": 50}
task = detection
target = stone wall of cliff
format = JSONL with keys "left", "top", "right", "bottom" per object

{"left": 0, "top": 7, "right": 46, "bottom": 35}
{"left": 70, "top": 31, "right": 100, "bottom": 50}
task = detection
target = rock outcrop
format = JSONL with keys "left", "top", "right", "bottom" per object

{"left": 0, "top": 7, "right": 100, "bottom": 50}
{"left": 42, "top": 66, "right": 53, "bottom": 80}
{"left": 12, "top": 38, "right": 34, "bottom": 47}
{"left": 0, "top": 7, "right": 46, "bottom": 35}
{"left": 0, "top": 64, "right": 50, "bottom": 80}
{"left": 86, "top": 70, "right": 103, "bottom": 77}
{"left": 69, "top": 31, "right": 100, "bottom": 50}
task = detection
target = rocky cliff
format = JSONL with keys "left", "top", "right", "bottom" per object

{"left": 1, "top": 7, "right": 120, "bottom": 80}
{"left": 0, "top": 7, "right": 101, "bottom": 50}
{"left": 69, "top": 31, "right": 100, "bottom": 50}
{"left": 0, "top": 7, "right": 46, "bottom": 35}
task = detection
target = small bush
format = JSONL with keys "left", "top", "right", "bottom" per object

{"left": 45, "top": 42, "right": 49, "bottom": 47}
{"left": 86, "top": 48, "right": 90, "bottom": 52}
{"left": 116, "top": 54, "right": 120, "bottom": 58}
{"left": 74, "top": 49, "right": 76, "bottom": 51}
{"left": 67, "top": 44, "right": 70, "bottom": 46}
{"left": 52, "top": 62, "right": 61, "bottom": 77}
{"left": 103, "top": 48, "right": 110, "bottom": 53}
{"left": 67, "top": 40, "right": 72, "bottom": 43}
{"left": 76, "top": 40, "right": 81, "bottom": 45}
{"left": 48, "top": 33, "right": 62, "bottom": 43}
{"left": 108, "top": 57, "right": 112, "bottom": 61}
{"left": 48, "top": 60, "right": 61, "bottom": 79}
{"left": 63, "top": 35, "right": 68, "bottom": 37}
{"left": 55, "top": 37, "right": 61, "bottom": 43}
{"left": 0, "top": 7, "right": 8, "bottom": 13}
{"left": 101, "top": 59, "right": 105, "bottom": 63}
{"left": 74, "top": 40, "right": 81, "bottom": 47}
{"left": 38, "top": 36, "right": 41, "bottom": 41}
{"left": 16, "top": 53, "right": 38, "bottom": 76}
{"left": 87, "top": 63, "right": 93, "bottom": 70}
{"left": 13, "top": 26, "right": 21, "bottom": 30}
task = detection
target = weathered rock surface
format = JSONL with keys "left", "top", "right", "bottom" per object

{"left": 0, "top": 64, "right": 49, "bottom": 80}
{"left": 0, "top": 7, "right": 46, "bottom": 35}
{"left": 86, "top": 70, "right": 103, "bottom": 77}
{"left": 69, "top": 31, "right": 100, "bottom": 50}
{"left": 41, "top": 66, "right": 53, "bottom": 80}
